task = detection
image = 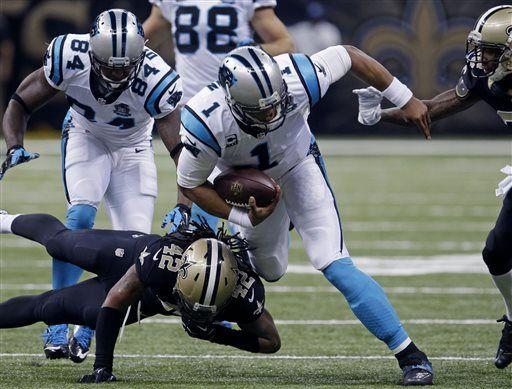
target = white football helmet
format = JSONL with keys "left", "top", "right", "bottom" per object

{"left": 218, "top": 47, "right": 291, "bottom": 138}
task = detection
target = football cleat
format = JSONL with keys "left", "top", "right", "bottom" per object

{"left": 495, "top": 315, "right": 512, "bottom": 369}
{"left": 69, "top": 326, "right": 94, "bottom": 363}
{"left": 43, "top": 324, "right": 69, "bottom": 359}
{"left": 401, "top": 351, "right": 434, "bottom": 386}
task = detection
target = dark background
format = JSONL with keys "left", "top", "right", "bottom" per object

{"left": 0, "top": 0, "right": 507, "bottom": 136}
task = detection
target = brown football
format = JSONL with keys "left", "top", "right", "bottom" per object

{"left": 213, "top": 168, "right": 277, "bottom": 208}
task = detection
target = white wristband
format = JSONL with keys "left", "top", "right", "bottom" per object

{"left": 228, "top": 206, "right": 253, "bottom": 228}
{"left": 382, "top": 77, "right": 413, "bottom": 108}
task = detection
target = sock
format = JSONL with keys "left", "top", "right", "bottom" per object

{"left": 492, "top": 269, "right": 512, "bottom": 320}
{"left": 323, "top": 257, "right": 409, "bottom": 350}
{"left": 395, "top": 342, "right": 428, "bottom": 368}
{"left": 0, "top": 213, "right": 20, "bottom": 233}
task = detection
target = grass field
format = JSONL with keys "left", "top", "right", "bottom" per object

{"left": 0, "top": 138, "right": 511, "bottom": 388}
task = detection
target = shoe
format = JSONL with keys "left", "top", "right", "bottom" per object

{"left": 495, "top": 315, "right": 512, "bottom": 369}
{"left": 43, "top": 324, "right": 69, "bottom": 359}
{"left": 401, "top": 351, "right": 434, "bottom": 386}
{"left": 218, "top": 321, "right": 233, "bottom": 329}
{"left": 69, "top": 326, "right": 94, "bottom": 363}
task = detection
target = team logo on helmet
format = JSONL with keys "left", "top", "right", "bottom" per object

{"left": 219, "top": 64, "right": 237, "bottom": 87}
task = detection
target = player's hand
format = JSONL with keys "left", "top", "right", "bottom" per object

{"left": 181, "top": 313, "right": 216, "bottom": 341}
{"left": 248, "top": 183, "right": 281, "bottom": 226}
{"left": 400, "top": 97, "right": 431, "bottom": 140}
{"left": 0, "top": 145, "right": 39, "bottom": 180}
{"left": 495, "top": 165, "right": 512, "bottom": 197}
{"left": 78, "top": 368, "right": 116, "bottom": 384}
{"left": 161, "top": 204, "right": 191, "bottom": 233}
{"left": 352, "top": 87, "right": 383, "bottom": 125}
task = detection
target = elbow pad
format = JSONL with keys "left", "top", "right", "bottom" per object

{"left": 311, "top": 45, "right": 352, "bottom": 84}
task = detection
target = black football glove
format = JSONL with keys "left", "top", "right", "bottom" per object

{"left": 181, "top": 312, "right": 216, "bottom": 341}
{"left": 78, "top": 367, "right": 117, "bottom": 384}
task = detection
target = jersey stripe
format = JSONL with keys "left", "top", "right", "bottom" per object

{"left": 121, "top": 11, "right": 128, "bottom": 57}
{"left": 199, "top": 240, "right": 213, "bottom": 305}
{"left": 144, "top": 69, "right": 179, "bottom": 117}
{"left": 248, "top": 48, "right": 273, "bottom": 96}
{"left": 181, "top": 106, "right": 221, "bottom": 156}
{"left": 50, "top": 35, "right": 67, "bottom": 87}
{"left": 108, "top": 11, "right": 118, "bottom": 56}
{"left": 231, "top": 54, "right": 267, "bottom": 98}
{"left": 289, "top": 53, "right": 321, "bottom": 107}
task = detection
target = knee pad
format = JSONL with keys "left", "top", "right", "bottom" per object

{"left": 252, "top": 257, "right": 287, "bottom": 282}
{"left": 483, "top": 242, "right": 512, "bottom": 276}
{"left": 66, "top": 204, "right": 96, "bottom": 230}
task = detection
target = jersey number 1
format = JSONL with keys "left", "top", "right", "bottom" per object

{"left": 251, "top": 143, "right": 278, "bottom": 170}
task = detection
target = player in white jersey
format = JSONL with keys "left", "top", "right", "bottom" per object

{"left": 176, "top": 46, "right": 434, "bottom": 385}
{"left": 143, "top": 0, "right": 295, "bottom": 232}
{"left": 1, "top": 9, "right": 184, "bottom": 363}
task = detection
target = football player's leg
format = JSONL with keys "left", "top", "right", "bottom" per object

{"left": 482, "top": 189, "right": 512, "bottom": 368}
{"left": 56, "top": 130, "right": 110, "bottom": 289}
{"left": 284, "top": 155, "right": 432, "bottom": 385}
{"left": 0, "top": 278, "right": 105, "bottom": 329}
{"left": 103, "top": 145, "right": 156, "bottom": 233}
{"left": 229, "top": 198, "right": 290, "bottom": 282}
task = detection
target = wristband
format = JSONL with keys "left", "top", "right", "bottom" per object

{"left": 382, "top": 77, "right": 413, "bottom": 108}
{"left": 228, "top": 206, "right": 253, "bottom": 228}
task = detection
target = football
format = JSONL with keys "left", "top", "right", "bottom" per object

{"left": 213, "top": 168, "right": 277, "bottom": 208}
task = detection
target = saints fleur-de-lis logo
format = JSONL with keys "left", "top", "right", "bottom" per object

{"left": 355, "top": 0, "right": 474, "bottom": 97}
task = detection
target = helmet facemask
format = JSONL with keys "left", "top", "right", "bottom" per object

{"left": 466, "top": 30, "right": 512, "bottom": 81}
{"left": 90, "top": 51, "right": 143, "bottom": 92}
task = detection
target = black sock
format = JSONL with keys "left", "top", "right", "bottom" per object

{"left": 395, "top": 342, "right": 424, "bottom": 367}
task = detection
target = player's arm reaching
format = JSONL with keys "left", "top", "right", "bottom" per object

{"left": 79, "top": 265, "right": 144, "bottom": 383}
{"left": 1, "top": 67, "right": 58, "bottom": 179}
{"left": 143, "top": 4, "right": 173, "bottom": 51}
{"left": 310, "top": 45, "right": 431, "bottom": 138}
{"left": 251, "top": 6, "right": 295, "bottom": 55}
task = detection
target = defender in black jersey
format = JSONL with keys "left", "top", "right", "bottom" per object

{"left": 358, "top": 5, "right": 512, "bottom": 370}
{"left": 0, "top": 212, "right": 279, "bottom": 383}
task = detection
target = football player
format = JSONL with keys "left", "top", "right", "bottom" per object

{"left": 143, "top": 0, "right": 295, "bottom": 232}
{"left": 0, "top": 211, "right": 278, "bottom": 383}
{"left": 354, "top": 5, "right": 512, "bottom": 369}
{"left": 1, "top": 10, "right": 184, "bottom": 362}
{"left": 175, "top": 45, "right": 433, "bottom": 385}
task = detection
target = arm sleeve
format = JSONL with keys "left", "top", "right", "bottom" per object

{"left": 43, "top": 35, "right": 69, "bottom": 91}
{"left": 253, "top": 0, "right": 277, "bottom": 10}
{"left": 310, "top": 45, "right": 352, "bottom": 92}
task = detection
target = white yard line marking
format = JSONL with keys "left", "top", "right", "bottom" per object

{"left": 0, "top": 353, "right": 492, "bottom": 362}
{"left": 0, "top": 284, "right": 498, "bottom": 295}
{"left": 140, "top": 318, "right": 496, "bottom": 325}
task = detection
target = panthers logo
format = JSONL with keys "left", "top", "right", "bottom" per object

{"left": 219, "top": 64, "right": 237, "bottom": 88}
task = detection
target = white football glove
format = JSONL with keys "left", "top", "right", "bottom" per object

{"left": 352, "top": 87, "right": 383, "bottom": 126}
{"left": 495, "top": 165, "right": 512, "bottom": 197}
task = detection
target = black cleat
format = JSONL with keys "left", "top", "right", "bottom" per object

{"left": 495, "top": 315, "right": 512, "bottom": 369}
{"left": 401, "top": 351, "right": 434, "bottom": 386}
{"left": 69, "top": 337, "right": 90, "bottom": 364}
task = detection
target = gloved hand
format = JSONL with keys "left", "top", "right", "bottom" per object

{"left": 0, "top": 145, "right": 39, "bottom": 180}
{"left": 161, "top": 204, "right": 191, "bottom": 233}
{"left": 181, "top": 312, "right": 216, "bottom": 341}
{"left": 78, "top": 367, "right": 116, "bottom": 384}
{"left": 352, "top": 87, "right": 383, "bottom": 125}
{"left": 495, "top": 165, "right": 512, "bottom": 197}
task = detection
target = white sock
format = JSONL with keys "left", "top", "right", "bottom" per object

{"left": 392, "top": 337, "right": 412, "bottom": 354}
{"left": 0, "top": 213, "right": 20, "bottom": 233}
{"left": 492, "top": 270, "right": 512, "bottom": 320}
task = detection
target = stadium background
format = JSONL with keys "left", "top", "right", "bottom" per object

{"left": 0, "top": 0, "right": 509, "bottom": 136}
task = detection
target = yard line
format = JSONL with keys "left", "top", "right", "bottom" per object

{"left": 0, "top": 284, "right": 499, "bottom": 295}
{"left": 0, "top": 353, "right": 492, "bottom": 362}
{"left": 290, "top": 241, "right": 484, "bottom": 251}
{"left": 140, "top": 318, "right": 496, "bottom": 325}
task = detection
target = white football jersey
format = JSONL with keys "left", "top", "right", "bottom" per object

{"left": 43, "top": 33, "right": 182, "bottom": 147}
{"left": 177, "top": 52, "right": 332, "bottom": 188}
{"left": 149, "top": 0, "right": 276, "bottom": 102}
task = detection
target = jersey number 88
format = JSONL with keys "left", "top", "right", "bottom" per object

{"left": 175, "top": 6, "right": 238, "bottom": 54}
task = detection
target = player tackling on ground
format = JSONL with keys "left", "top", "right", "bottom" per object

{"left": 176, "top": 44, "right": 433, "bottom": 384}
{"left": 354, "top": 5, "right": 512, "bottom": 369}
{"left": 1, "top": 9, "right": 184, "bottom": 362}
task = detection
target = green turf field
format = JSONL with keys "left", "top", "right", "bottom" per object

{"left": 0, "top": 138, "right": 511, "bottom": 388}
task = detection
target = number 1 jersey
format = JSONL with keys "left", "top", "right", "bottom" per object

{"left": 43, "top": 33, "right": 182, "bottom": 147}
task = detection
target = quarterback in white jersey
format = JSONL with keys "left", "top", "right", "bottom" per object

{"left": 177, "top": 46, "right": 434, "bottom": 385}
{"left": 1, "top": 9, "right": 183, "bottom": 362}
{"left": 144, "top": 0, "right": 293, "bottom": 102}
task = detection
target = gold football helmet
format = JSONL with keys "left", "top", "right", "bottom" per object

{"left": 466, "top": 5, "right": 512, "bottom": 81}
{"left": 176, "top": 238, "right": 238, "bottom": 322}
